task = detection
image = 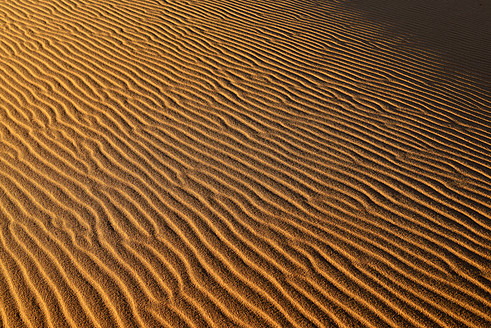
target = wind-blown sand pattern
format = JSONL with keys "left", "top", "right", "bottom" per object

{"left": 0, "top": 0, "right": 490, "bottom": 327}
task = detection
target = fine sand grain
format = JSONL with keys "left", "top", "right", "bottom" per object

{"left": 0, "top": 0, "right": 489, "bottom": 327}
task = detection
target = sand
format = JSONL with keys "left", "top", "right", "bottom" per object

{"left": 0, "top": 0, "right": 489, "bottom": 327}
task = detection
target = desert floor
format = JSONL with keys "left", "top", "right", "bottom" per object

{"left": 0, "top": 0, "right": 490, "bottom": 327}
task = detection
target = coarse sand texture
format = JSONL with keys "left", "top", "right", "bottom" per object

{"left": 0, "top": 0, "right": 489, "bottom": 327}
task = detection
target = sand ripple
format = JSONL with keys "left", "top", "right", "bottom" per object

{"left": 0, "top": 0, "right": 489, "bottom": 327}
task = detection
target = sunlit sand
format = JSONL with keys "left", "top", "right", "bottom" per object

{"left": 0, "top": 0, "right": 489, "bottom": 327}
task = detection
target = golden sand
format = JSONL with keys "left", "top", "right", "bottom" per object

{"left": 0, "top": 0, "right": 489, "bottom": 327}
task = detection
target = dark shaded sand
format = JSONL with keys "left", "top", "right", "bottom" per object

{"left": 344, "top": 0, "right": 491, "bottom": 81}
{"left": 0, "top": 0, "right": 489, "bottom": 327}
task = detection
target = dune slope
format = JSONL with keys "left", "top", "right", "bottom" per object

{"left": 0, "top": 0, "right": 489, "bottom": 327}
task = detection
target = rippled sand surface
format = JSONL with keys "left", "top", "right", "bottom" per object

{"left": 0, "top": 0, "right": 489, "bottom": 327}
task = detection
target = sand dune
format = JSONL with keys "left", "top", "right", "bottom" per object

{"left": 0, "top": 0, "right": 489, "bottom": 327}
